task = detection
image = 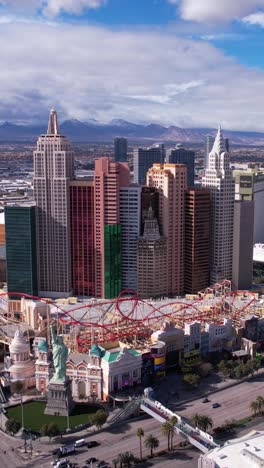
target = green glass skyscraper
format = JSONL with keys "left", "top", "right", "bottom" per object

{"left": 5, "top": 205, "right": 38, "bottom": 296}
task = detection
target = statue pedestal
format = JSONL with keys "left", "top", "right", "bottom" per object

{"left": 45, "top": 378, "right": 74, "bottom": 416}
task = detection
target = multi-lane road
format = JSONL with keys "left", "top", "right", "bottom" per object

{"left": 0, "top": 376, "right": 263, "bottom": 468}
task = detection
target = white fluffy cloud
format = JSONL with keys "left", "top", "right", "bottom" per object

{"left": 168, "top": 0, "right": 264, "bottom": 23}
{"left": 0, "top": 0, "right": 106, "bottom": 16}
{"left": 0, "top": 20, "right": 264, "bottom": 130}
{"left": 243, "top": 12, "right": 264, "bottom": 27}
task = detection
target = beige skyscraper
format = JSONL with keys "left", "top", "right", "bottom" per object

{"left": 147, "top": 163, "right": 187, "bottom": 296}
{"left": 33, "top": 109, "right": 74, "bottom": 298}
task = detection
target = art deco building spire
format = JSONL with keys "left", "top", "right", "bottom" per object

{"left": 211, "top": 124, "right": 227, "bottom": 155}
{"left": 47, "top": 108, "right": 60, "bottom": 135}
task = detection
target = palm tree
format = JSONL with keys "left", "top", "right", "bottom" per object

{"left": 144, "top": 434, "right": 159, "bottom": 458}
{"left": 169, "top": 416, "right": 177, "bottom": 450}
{"left": 192, "top": 414, "right": 213, "bottom": 432}
{"left": 136, "top": 427, "right": 144, "bottom": 460}
{"left": 112, "top": 458, "right": 119, "bottom": 468}
{"left": 161, "top": 421, "right": 173, "bottom": 451}
{"left": 250, "top": 400, "right": 259, "bottom": 417}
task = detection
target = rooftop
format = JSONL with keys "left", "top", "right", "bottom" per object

{"left": 202, "top": 430, "right": 264, "bottom": 467}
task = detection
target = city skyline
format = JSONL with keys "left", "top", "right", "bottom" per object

{"left": 1, "top": 2, "right": 264, "bottom": 129}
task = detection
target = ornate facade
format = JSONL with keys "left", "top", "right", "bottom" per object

{"left": 66, "top": 343, "right": 142, "bottom": 400}
{"left": 35, "top": 339, "right": 53, "bottom": 393}
{"left": 5, "top": 329, "right": 35, "bottom": 389}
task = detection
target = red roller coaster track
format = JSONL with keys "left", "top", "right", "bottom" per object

{"left": 0, "top": 280, "right": 257, "bottom": 352}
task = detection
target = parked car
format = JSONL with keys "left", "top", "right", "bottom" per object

{"left": 212, "top": 403, "right": 221, "bottom": 408}
{"left": 74, "top": 439, "right": 86, "bottom": 448}
{"left": 87, "top": 441, "right": 99, "bottom": 448}
{"left": 202, "top": 398, "right": 210, "bottom": 403}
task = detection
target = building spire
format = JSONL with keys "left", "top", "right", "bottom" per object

{"left": 211, "top": 124, "right": 226, "bottom": 155}
{"left": 47, "top": 108, "right": 60, "bottom": 135}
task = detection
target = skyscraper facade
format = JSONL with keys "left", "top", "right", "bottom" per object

{"left": 94, "top": 157, "right": 130, "bottom": 298}
{"left": 147, "top": 163, "right": 187, "bottom": 296}
{"left": 141, "top": 187, "right": 159, "bottom": 235}
{"left": 120, "top": 186, "right": 141, "bottom": 291}
{"left": 137, "top": 207, "right": 167, "bottom": 299}
{"left": 234, "top": 168, "right": 264, "bottom": 243}
{"left": 114, "top": 137, "right": 127, "bottom": 162}
{"left": 5, "top": 205, "right": 37, "bottom": 296}
{"left": 232, "top": 200, "right": 254, "bottom": 290}
{"left": 166, "top": 144, "right": 195, "bottom": 187}
{"left": 184, "top": 189, "right": 210, "bottom": 294}
{"left": 133, "top": 144, "right": 165, "bottom": 185}
{"left": 204, "top": 135, "right": 229, "bottom": 170}
{"left": 70, "top": 180, "right": 95, "bottom": 297}
{"left": 202, "top": 127, "right": 234, "bottom": 284}
{"left": 33, "top": 109, "right": 74, "bottom": 298}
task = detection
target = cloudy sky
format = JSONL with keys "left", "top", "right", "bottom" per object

{"left": 1, "top": 0, "right": 264, "bottom": 130}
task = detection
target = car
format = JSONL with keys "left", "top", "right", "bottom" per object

{"left": 96, "top": 463, "right": 109, "bottom": 468}
{"left": 202, "top": 398, "right": 210, "bottom": 403}
{"left": 87, "top": 441, "right": 99, "bottom": 448}
{"left": 212, "top": 403, "right": 221, "bottom": 408}
{"left": 86, "top": 458, "right": 98, "bottom": 464}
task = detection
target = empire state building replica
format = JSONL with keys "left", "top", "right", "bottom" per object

{"left": 33, "top": 109, "right": 74, "bottom": 298}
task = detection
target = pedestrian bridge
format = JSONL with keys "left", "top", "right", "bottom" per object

{"left": 141, "top": 397, "right": 219, "bottom": 453}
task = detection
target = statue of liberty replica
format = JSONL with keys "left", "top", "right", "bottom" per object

{"left": 45, "top": 325, "right": 74, "bottom": 416}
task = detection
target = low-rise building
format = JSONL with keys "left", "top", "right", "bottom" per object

{"left": 66, "top": 342, "right": 142, "bottom": 401}
{"left": 198, "top": 430, "right": 264, "bottom": 468}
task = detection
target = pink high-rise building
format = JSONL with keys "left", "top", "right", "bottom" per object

{"left": 94, "top": 157, "right": 130, "bottom": 298}
{"left": 147, "top": 163, "right": 187, "bottom": 296}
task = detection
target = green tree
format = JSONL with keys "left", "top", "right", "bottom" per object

{"left": 41, "top": 423, "right": 60, "bottom": 441}
{"left": 161, "top": 421, "right": 173, "bottom": 451}
{"left": 91, "top": 409, "right": 108, "bottom": 429}
{"left": 118, "top": 451, "right": 136, "bottom": 467}
{"left": 256, "top": 396, "right": 264, "bottom": 415}
{"left": 10, "top": 380, "right": 24, "bottom": 395}
{"left": 40, "top": 423, "right": 48, "bottom": 437}
{"left": 144, "top": 434, "right": 159, "bottom": 458}
{"left": 234, "top": 363, "right": 248, "bottom": 380}
{"left": 192, "top": 413, "right": 213, "bottom": 432}
{"left": 5, "top": 418, "right": 21, "bottom": 435}
{"left": 183, "top": 373, "right": 200, "bottom": 388}
{"left": 136, "top": 427, "right": 144, "bottom": 460}
{"left": 250, "top": 400, "right": 259, "bottom": 417}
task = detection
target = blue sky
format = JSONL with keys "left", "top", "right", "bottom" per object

{"left": 1, "top": 0, "right": 264, "bottom": 129}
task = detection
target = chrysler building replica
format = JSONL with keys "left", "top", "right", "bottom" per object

{"left": 33, "top": 109, "right": 74, "bottom": 298}
{"left": 202, "top": 126, "right": 234, "bottom": 284}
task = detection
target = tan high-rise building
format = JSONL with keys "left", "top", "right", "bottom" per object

{"left": 137, "top": 207, "right": 167, "bottom": 299}
{"left": 33, "top": 109, "right": 74, "bottom": 298}
{"left": 147, "top": 163, "right": 187, "bottom": 296}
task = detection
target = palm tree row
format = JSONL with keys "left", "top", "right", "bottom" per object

{"left": 136, "top": 427, "right": 160, "bottom": 459}
{"left": 250, "top": 395, "right": 264, "bottom": 417}
{"left": 160, "top": 416, "right": 178, "bottom": 451}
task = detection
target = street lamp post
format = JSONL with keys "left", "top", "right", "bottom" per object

{"left": 66, "top": 393, "right": 70, "bottom": 431}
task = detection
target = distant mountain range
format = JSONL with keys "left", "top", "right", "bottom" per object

{"left": 1, "top": 119, "right": 264, "bottom": 145}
